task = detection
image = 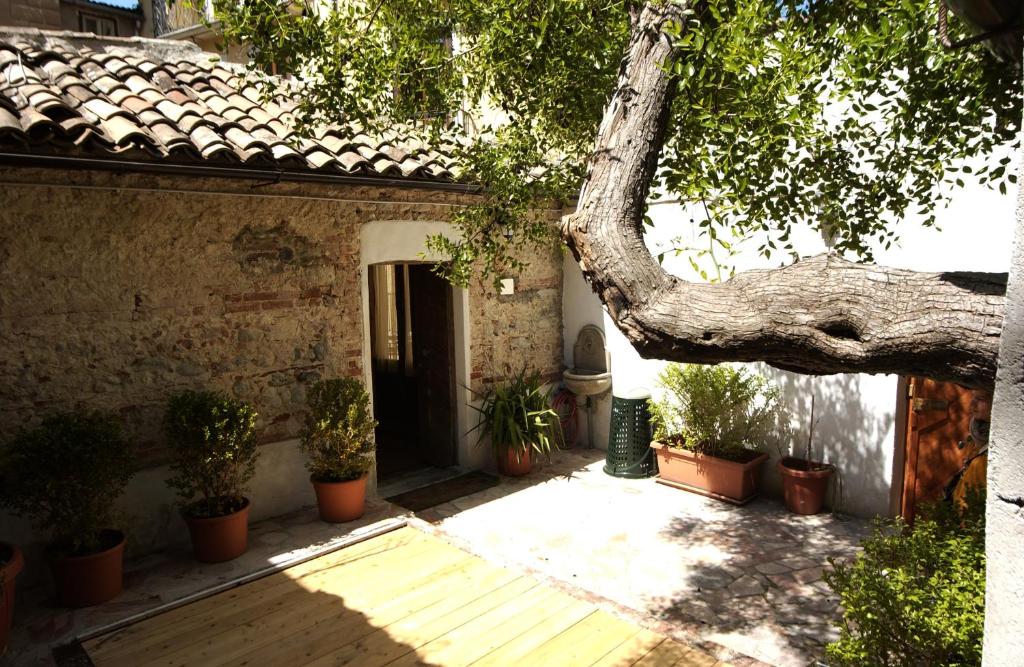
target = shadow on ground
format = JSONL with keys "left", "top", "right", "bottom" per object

{"left": 647, "top": 496, "right": 869, "bottom": 664}
{"left": 78, "top": 530, "right": 437, "bottom": 667}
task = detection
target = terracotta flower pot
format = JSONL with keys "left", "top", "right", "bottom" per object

{"left": 778, "top": 457, "right": 834, "bottom": 515}
{"left": 49, "top": 530, "right": 124, "bottom": 608}
{"left": 1, "top": 542, "right": 24, "bottom": 656}
{"left": 499, "top": 448, "right": 533, "bottom": 476}
{"left": 184, "top": 498, "right": 251, "bottom": 563}
{"left": 312, "top": 474, "right": 368, "bottom": 523}
{"left": 650, "top": 442, "right": 768, "bottom": 504}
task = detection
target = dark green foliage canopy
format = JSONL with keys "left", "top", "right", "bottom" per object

{"left": 164, "top": 390, "right": 259, "bottom": 518}
{"left": 301, "top": 378, "right": 377, "bottom": 483}
{"left": 213, "top": 0, "right": 1020, "bottom": 283}
{"left": 0, "top": 411, "right": 132, "bottom": 555}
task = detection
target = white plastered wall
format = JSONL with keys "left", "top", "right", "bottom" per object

{"left": 563, "top": 173, "right": 1017, "bottom": 519}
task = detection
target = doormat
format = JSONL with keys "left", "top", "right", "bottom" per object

{"left": 385, "top": 471, "right": 499, "bottom": 512}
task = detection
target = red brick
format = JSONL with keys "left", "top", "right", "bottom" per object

{"left": 225, "top": 302, "right": 261, "bottom": 314}
{"left": 259, "top": 299, "right": 294, "bottom": 311}
{"left": 243, "top": 291, "right": 279, "bottom": 301}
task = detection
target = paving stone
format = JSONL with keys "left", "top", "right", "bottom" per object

{"left": 791, "top": 566, "right": 824, "bottom": 584}
{"left": 780, "top": 556, "right": 819, "bottom": 571}
{"left": 728, "top": 575, "right": 766, "bottom": 597}
{"left": 754, "top": 560, "right": 792, "bottom": 575}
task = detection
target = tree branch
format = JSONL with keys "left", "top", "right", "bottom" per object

{"left": 562, "top": 0, "right": 1006, "bottom": 389}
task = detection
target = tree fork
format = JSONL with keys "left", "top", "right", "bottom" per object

{"left": 562, "top": 0, "right": 1007, "bottom": 389}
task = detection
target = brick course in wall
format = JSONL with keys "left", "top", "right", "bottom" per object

{"left": 0, "top": 168, "right": 566, "bottom": 468}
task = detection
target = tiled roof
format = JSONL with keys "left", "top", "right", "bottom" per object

{"left": 0, "top": 28, "right": 460, "bottom": 183}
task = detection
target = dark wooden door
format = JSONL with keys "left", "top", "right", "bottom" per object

{"left": 408, "top": 264, "right": 457, "bottom": 467}
{"left": 900, "top": 376, "right": 975, "bottom": 522}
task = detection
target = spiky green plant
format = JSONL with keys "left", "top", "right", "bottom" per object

{"left": 471, "top": 369, "right": 560, "bottom": 464}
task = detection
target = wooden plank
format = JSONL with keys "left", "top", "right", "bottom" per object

{"left": 87, "top": 527, "right": 425, "bottom": 659}
{"left": 673, "top": 648, "right": 721, "bottom": 667}
{"left": 469, "top": 600, "right": 596, "bottom": 667}
{"left": 89, "top": 538, "right": 444, "bottom": 665}
{"left": 515, "top": 609, "right": 640, "bottom": 667}
{"left": 633, "top": 639, "right": 700, "bottom": 667}
{"left": 392, "top": 586, "right": 577, "bottom": 667}
{"left": 228, "top": 557, "right": 507, "bottom": 667}
{"left": 121, "top": 539, "right": 475, "bottom": 667}
{"left": 84, "top": 526, "right": 719, "bottom": 667}
{"left": 590, "top": 630, "right": 666, "bottom": 667}
{"left": 303, "top": 575, "right": 537, "bottom": 666}
{"left": 89, "top": 530, "right": 453, "bottom": 665}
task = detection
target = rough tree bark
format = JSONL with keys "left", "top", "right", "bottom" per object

{"left": 561, "top": 1, "right": 1007, "bottom": 389}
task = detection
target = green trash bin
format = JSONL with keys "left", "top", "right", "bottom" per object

{"left": 604, "top": 392, "right": 658, "bottom": 478}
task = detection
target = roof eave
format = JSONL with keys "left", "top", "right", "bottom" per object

{"left": 0, "top": 152, "right": 483, "bottom": 195}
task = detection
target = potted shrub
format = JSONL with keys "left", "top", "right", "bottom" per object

{"left": 778, "top": 394, "right": 834, "bottom": 514}
{"left": 302, "top": 378, "right": 377, "bottom": 523}
{"left": 0, "top": 411, "right": 131, "bottom": 607}
{"left": 648, "top": 364, "right": 779, "bottom": 504}
{"left": 1, "top": 541, "right": 24, "bottom": 655}
{"left": 471, "top": 369, "right": 560, "bottom": 476}
{"left": 165, "top": 390, "right": 258, "bottom": 563}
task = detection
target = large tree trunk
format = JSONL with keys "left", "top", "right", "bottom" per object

{"left": 561, "top": 1, "right": 1007, "bottom": 389}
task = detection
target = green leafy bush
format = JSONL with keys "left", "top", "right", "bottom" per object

{"left": 649, "top": 363, "right": 781, "bottom": 461}
{"left": 301, "top": 378, "right": 377, "bottom": 483}
{"left": 164, "top": 390, "right": 258, "bottom": 518}
{"left": 825, "top": 492, "right": 986, "bottom": 667}
{"left": 471, "top": 369, "right": 560, "bottom": 463}
{"left": 0, "top": 411, "right": 132, "bottom": 555}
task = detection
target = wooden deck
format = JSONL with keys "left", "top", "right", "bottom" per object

{"left": 84, "top": 526, "right": 727, "bottom": 667}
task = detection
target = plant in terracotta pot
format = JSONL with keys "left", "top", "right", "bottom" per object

{"left": 648, "top": 364, "right": 780, "bottom": 504}
{"left": 165, "top": 390, "right": 258, "bottom": 563}
{"left": 0, "top": 411, "right": 132, "bottom": 608}
{"left": 778, "top": 394, "right": 835, "bottom": 515}
{"left": 0, "top": 540, "right": 23, "bottom": 656}
{"left": 471, "top": 369, "right": 560, "bottom": 476}
{"left": 301, "top": 378, "right": 377, "bottom": 523}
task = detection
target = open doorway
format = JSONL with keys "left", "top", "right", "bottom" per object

{"left": 368, "top": 263, "right": 457, "bottom": 481}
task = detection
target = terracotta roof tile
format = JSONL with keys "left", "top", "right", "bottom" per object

{"left": 0, "top": 29, "right": 460, "bottom": 183}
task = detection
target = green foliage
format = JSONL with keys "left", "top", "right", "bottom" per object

{"left": 301, "top": 378, "right": 378, "bottom": 483}
{"left": 825, "top": 491, "right": 986, "bottom": 666}
{"left": 649, "top": 363, "right": 780, "bottom": 460}
{"left": 214, "top": 0, "right": 1019, "bottom": 285}
{"left": 471, "top": 368, "right": 561, "bottom": 464}
{"left": 0, "top": 411, "right": 132, "bottom": 555}
{"left": 663, "top": 1, "right": 1020, "bottom": 266}
{"left": 164, "top": 390, "right": 259, "bottom": 518}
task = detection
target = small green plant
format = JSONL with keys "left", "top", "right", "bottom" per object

{"left": 649, "top": 363, "right": 781, "bottom": 461}
{"left": 825, "top": 491, "right": 986, "bottom": 666}
{"left": 301, "top": 378, "right": 377, "bottom": 483}
{"left": 165, "top": 390, "right": 258, "bottom": 518}
{"left": 0, "top": 411, "right": 132, "bottom": 556}
{"left": 471, "top": 369, "right": 560, "bottom": 464}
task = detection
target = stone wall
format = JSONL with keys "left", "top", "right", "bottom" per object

{"left": 469, "top": 247, "right": 565, "bottom": 393}
{"left": 0, "top": 167, "right": 564, "bottom": 469}
{"left": 0, "top": 0, "right": 63, "bottom": 30}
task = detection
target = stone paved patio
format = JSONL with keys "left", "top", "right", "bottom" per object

{"left": 420, "top": 448, "right": 870, "bottom": 667}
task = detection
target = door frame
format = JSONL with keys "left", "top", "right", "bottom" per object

{"left": 359, "top": 221, "right": 474, "bottom": 489}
